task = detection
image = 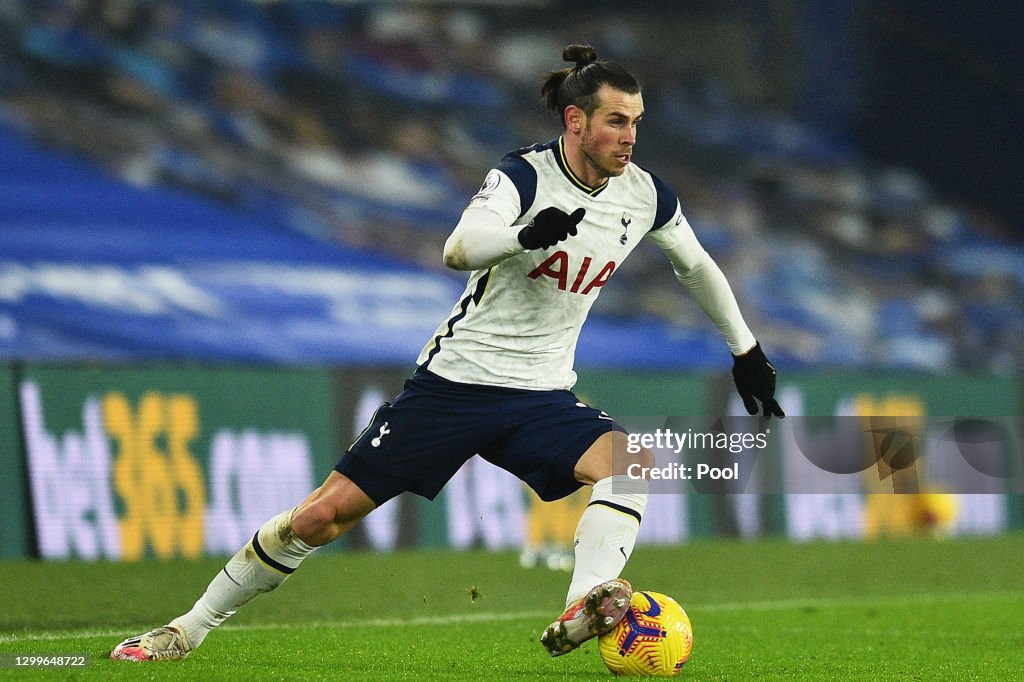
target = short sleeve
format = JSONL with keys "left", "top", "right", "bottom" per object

{"left": 648, "top": 171, "right": 681, "bottom": 231}
{"left": 465, "top": 152, "right": 538, "bottom": 226}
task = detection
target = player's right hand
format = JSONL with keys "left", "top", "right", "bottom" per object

{"left": 518, "top": 207, "right": 586, "bottom": 250}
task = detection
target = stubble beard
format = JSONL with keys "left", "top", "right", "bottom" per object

{"left": 580, "top": 128, "right": 623, "bottom": 181}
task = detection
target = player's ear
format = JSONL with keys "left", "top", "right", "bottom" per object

{"left": 565, "top": 105, "right": 583, "bottom": 135}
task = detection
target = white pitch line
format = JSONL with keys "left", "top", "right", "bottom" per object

{"left": 696, "top": 589, "right": 1024, "bottom": 613}
{"left": 0, "top": 611, "right": 552, "bottom": 645}
{"left": 2, "top": 590, "right": 1020, "bottom": 645}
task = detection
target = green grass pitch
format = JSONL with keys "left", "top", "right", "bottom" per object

{"left": 1, "top": 534, "right": 1022, "bottom": 680}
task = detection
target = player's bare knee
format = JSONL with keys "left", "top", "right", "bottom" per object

{"left": 608, "top": 430, "right": 652, "bottom": 476}
{"left": 629, "top": 446, "right": 656, "bottom": 475}
{"left": 576, "top": 431, "right": 655, "bottom": 483}
{"left": 290, "top": 500, "right": 336, "bottom": 542}
{"left": 615, "top": 443, "right": 655, "bottom": 478}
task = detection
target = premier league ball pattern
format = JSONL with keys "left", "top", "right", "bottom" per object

{"left": 598, "top": 591, "right": 693, "bottom": 676}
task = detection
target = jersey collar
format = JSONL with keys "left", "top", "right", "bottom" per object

{"left": 554, "top": 137, "right": 609, "bottom": 197}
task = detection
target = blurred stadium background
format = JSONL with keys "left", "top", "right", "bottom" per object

{"left": 0, "top": 0, "right": 1022, "bottom": 566}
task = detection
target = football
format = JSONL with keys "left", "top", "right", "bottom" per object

{"left": 598, "top": 590, "right": 693, "bottom": 676}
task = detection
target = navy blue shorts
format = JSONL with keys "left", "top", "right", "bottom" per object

{"left": 334, "top": 367, "right": 624, "bottom": 506}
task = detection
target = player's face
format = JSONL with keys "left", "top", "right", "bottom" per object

{"left": 579, "top": 85, "right": 644, "bottom": 182}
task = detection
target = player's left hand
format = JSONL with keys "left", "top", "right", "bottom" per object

{"left": 518, "top": 206, "right": 586, "bottom": 250}
{"left": 731, "top": 342, "right": 784, "bottom": 419}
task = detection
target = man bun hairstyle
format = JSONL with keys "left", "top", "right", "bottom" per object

{"left": 541, "top": 44, "right": 641, "bottom": 127}
{"left": 564, "top": 43, "right": 598, "bottom": 69}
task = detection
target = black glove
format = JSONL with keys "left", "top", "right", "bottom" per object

{"left": 732, "top": 342, "right": 785, "bottom": 419}
{"left": 518, "top": 207, "right": 585, "bottom": 250}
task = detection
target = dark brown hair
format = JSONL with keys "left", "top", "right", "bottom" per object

{"left": 541, "top": 44, "right": 641, "bottom": 126}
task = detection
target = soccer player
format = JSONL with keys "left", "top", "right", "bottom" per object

{"left": 111, "top": 43, "right": 783, "bottom": 662}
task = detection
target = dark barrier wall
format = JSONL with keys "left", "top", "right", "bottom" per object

{"left": 1, "top": 363, "right": 1021, "bottom": 559}
{"left": 0, "top": 365, "right": 30, "bottom": 558}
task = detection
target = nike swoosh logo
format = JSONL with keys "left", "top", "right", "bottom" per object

{"left": 638, "top": 591, "right": 662, "bottom": 617}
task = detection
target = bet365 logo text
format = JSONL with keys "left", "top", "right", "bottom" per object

{"left": 104, "top": 391, "right": 206, "bottom": 560}
{"left": 21, "top": 381, "right": 204, "bottom": 561}
{"left": 528, "top": 251, "right": 616, "bottom": 294}
{"left": 20, "top": 380, "right": 313, "bottom": 561}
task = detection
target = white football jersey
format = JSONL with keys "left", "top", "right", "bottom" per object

{"left": 417, "top": 137, "right": 694, "bottom": 390}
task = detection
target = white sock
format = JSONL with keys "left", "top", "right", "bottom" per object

{"left": 565, "top": 476, "right": 648, "bottom": 606}
{"left": 171, "top": 508, "right": 316, "bottom": 648}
